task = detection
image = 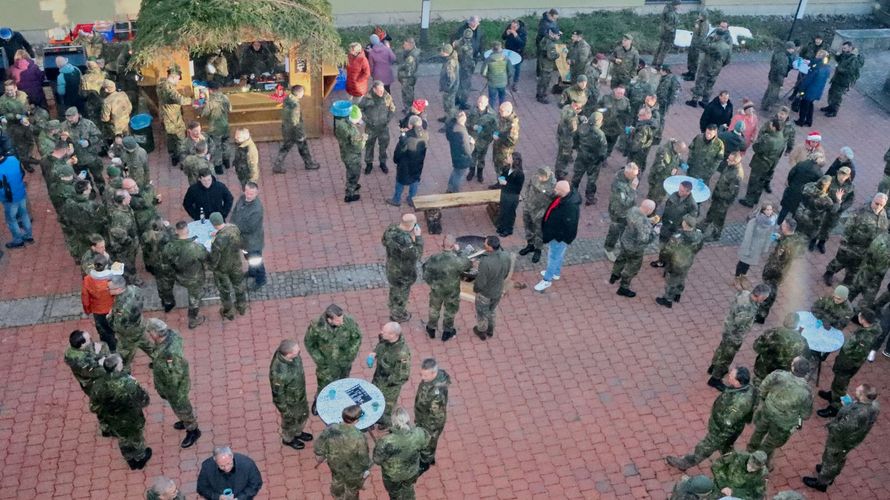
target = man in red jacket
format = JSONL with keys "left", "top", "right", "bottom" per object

{"left": 535, "top": 180, "right": 581, "bottom": 292}
{"left": 81, "top": 255, "right": 117, "bottom": 351}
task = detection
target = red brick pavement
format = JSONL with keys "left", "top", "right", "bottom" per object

{"left": 1, "top": 60, "right": 890, "bottom": 498}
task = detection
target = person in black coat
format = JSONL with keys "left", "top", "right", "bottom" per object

{"left": 778, "top": 154, "right": 825, "bottom": 224}
{"left": 496, "top": 152, "right": 525, "bottom": 236}
{"left": 698, "top": 91, "right": 733, "bottom": 132}
{"left": 196, "top": 447, "right": 263, "bottom": 500}
{"left": 0, "top": 28, "right": 35, "bottom": 68}
{"left": 451, "top": 16, "right": 483, "bottom": 60}
{"left": 445, "top": 111, "right": 474, "bottom": 193}
{"left": 535, "top": 180, "right": 581, "bottom": 291}
{"left": 502, "top": 19, "right": 527, "bottom": 89}
{"left": 824, "top": 146, "right": 856, "bottom": 180}
{"left": 182, "top": 168, "right": 234, "bottom": 220}
{"left": 388, "top": 115, "right": 428, "bottom": 207}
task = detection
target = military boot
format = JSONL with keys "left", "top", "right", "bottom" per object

{"left": 518, "top": 243, "right": 535, "bottom": 256}
{"left": 426, "top": 325, "right": 436, "bottom": 339}
{"left": 665, "top": 455, "right": 695, "bottom": 471}
{"left": 188, "top": 310, "right": 206, "bottom": 329}
{"left": 379, "top": 161, "right": 389, "bottom": 174}
{"left": 441, "top": 328, "right": 457, "bottom": 342}
{"left": 531, "top": 249, "right": 541, "bottom": 263}
{"left": 305, "top": 160, "right": 320, "bottom": 170}
{"left": 816, "top": 240, "right": 826, "bottom": 254}
{"left": 364, "top": 162, "right": 373, "bottom": 174}
{"left": 655, "top": 297, "right": 673, "bottom": 308}
{"left": 473, "top": 326, "right": 487, "bottom": 341}
{"left": 466, "top": 167, "right": 476, "bottom": 181}
{"left": 163, "top": 301, "right": 176, "bottom": 313}
{"left": 220, "top": 306, "right": 235, "bottom": 321}
{"left": 181, "top": 428, "right": 201, "bottom": 448}
{"left": 476, "top": 167, "right": 484, "bottom": 183}
{"left": 236, "top": 302, "right": 248, "bottom": 316}
{"left": 128, "top": 447, "right": 153, "bottom": 470}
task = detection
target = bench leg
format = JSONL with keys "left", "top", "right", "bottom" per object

{"left": 486, "top": 202, "right": 500, "bottom": 226}
{"left": 425, "top": 209, "right": 443, "bottom": 235}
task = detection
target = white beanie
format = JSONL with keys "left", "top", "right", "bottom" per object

{"left": 840, "top": 146, "right": 854, "bottom": 160}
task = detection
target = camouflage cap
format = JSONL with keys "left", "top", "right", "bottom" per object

{"left": 65, "top": 106, "right": 79, "bottom": 117}
{"left": 623, "top": 33, "right": 634, "bottom": 41}
{"left": 106, "top": 165, "right": 122, "bottom": 178}
{"left": 440, "top": 43, "right": 454, "bottom": 55}
{"left": 750, "top": 450, "right": 768, "bottom": 467}
{"left": 123, "top": 136, "right": 138, "bottom": 151}
{"left": 785, "top": 41, "right": 796, "bottom": 50}
{"left": 56, "top": 163, "right": 75, "bottom": 178}
{"left": 209, "top": 212, "right": 224, "bottom": 226}
{"left": 463, "top": 28, "right": 474, "bottom": 39}
{"left": 46, "top": 119, "right": 61, "bottom": 129}
{"left": 838, "top": 166, "right": 852, "bottom": 175}
{"left": 682, "top": 214, "right": 698, "bottom": 228}
{"left": 168, "top": 64, "right": 182, "bottom": 76}
{"left": 688, "top": 475, "right": 714, "bottom": 494}
{"left": 576, "top": 74, "right": 588, "bottom": 83}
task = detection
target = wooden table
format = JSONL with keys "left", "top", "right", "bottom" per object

{"left": 412, "top": 189, "right": 501, "bottom": 234}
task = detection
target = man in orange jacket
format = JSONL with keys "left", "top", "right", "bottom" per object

{"left": 81, "top": 254, "right": 117, "bottom": 351}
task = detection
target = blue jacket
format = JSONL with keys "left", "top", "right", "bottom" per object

{"left": 0, "top": 155, "right": 27, "bottom": 203}
{"left": 799, "top": 61, "right": 831, "bottom": 101}
{"left": 56, "top": 63, "right": 82, "bottom": 96}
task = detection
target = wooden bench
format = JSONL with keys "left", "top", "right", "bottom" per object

{"left": 411, "top": 190, "right": 501, "bottom": 235}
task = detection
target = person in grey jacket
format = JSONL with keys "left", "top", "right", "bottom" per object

{"left": 734, "top": 201, "right": 777, "bottom": 290}
{"left": 445, "top": 111, "right": 474, "bottom": 193}
{"left": 473, "top": 235, "right": 512, "bottom": 341}
{"left": 229, "top": 182, "right": 266, "bottom": 288}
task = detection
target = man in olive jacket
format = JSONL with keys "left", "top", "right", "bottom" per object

{"left": 473, "top": 235, "right": 512, "bottom": 340}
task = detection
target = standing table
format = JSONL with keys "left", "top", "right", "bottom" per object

{"left": 797, "top": 311, "right": 845, "bottom": 385}
{"left": 316, "top": 378, "right": 385, "bottom": 431}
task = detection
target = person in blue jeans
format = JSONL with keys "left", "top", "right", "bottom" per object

{"left": 0, "top": 153, "right": 33, "bottom": 249}
{"left": 535, "top": 180, "right": 581, "bottom": 291}
{"left": 387, "top": 115, "right": 428, "bottom": 207}
{"left": 445, "top": 111, "right": 474, "bottom": 193}
{"left": 481, "top": 42, "right": 513, "bottom": 109}
{"left": 501, "top": 19, "right": 527, "bottom": 92}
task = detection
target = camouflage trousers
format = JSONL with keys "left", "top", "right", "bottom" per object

{"left": 111, "top": 423, "right": 148, "bottom": 462}
{"left": 208, "top": 133, "right": 229, "bottom": 171}
{"left": 418, "top": 423, "right": 444, "bottom": 465}
{"left": 111, "top": 244, "right": 138, "bottom": 284}
{"left": 604, "top": 219, "right": 626, "bottom": 252}
{"left": 343, "top": 155, "right": 362, "bottom": 197}
{"left": 817, "top": 439, "right": 852, "bottom": 485}
{"left": 686, "top": 47, "right": 701, "bottom": 77}
{"left": 329, "top": 475, "right": 364, "bottom": 500}
{"left": 572, "top": 154, "right": 602, "bottom": 204}
{"left": 761, "top": 80, "right": 784, "bottom": 111}
{"left": 274, "top": 127, "right": 314, "bottom": 170}
{"left": 709, "top": 337, "right": 743, "bottom": 379}
{"left": 664, "top": 266, "right": 691, "bottom": 301}
{"left": 213, "top": 268, "right": 247, "bottom": 314}
{"left": 373, "top": 382, "right": 404, "bottom": 428}
{"left": 474, "top": 293, "right": 500, "bottom": 334}
{"left": 824, "top": 246, "right": 862, "bottom": 285}
{"left": 159, "top": 389, "right": 198, "bottom": 431}
{"left": 166, "top": 133, "right": 183, "bottom": 165}
{"left": 399, "top": 78, "right": 416, "bottom": 112}
{"left": 471, "top": 140, "right": 492, "bottom": 173}
{"left": 82, "top": 157, "right": 106, "bottom": 193}
{"left": 613, "top": 249, "right": 644, "bottom": 288}
{"left": 156, "top": 272, "right": 177, "bottom": 308}
{"left": 704, "top": 198, "right": 733, "bottom": 237}
{"left": 536, "top": 69, "right": 554, "bottom": 98}
{"left": 829, "top": 366, "right": 859, "bottom": 409}
{"left": 757, "top": 275, "right": 782, "bottom": 321}
{"left": 747, "top": 408, "right": 797, "bottom": 461}
{"left": 652, "top": 36, "right": 673, "bottom": 67}
{"left": 117, "top": 328, "right": 154, "bottom": 367}
{"left": 827, "top": 83, "right": 850, "bottom": 110}
{"left": 275, "top": 400, "right": 309, "bottom": 442}
{"left": 522, "top": 210, "right": 545, "bottom": 249}
{"left": 554, "top": 143, "right": 574, "bottom": 180}
{"left": 383, "top": 474, "right": 419, "bottom": 500}
{"left": 848, "top": 270, "right": 884, "bottom": 308}
{"left": 387, "top": 277, "right": 414, "bottom": 321}
{"left": 457, "top": 69, "right": 472, "bottom": 108}
{"left": 817, "top": 212, "right": 841, "bottom": 242}
{"left": 442, "top": 91, "right": 457, "bottom": 121}
{"left": 428, "top": 285, "right": 460, "bottom": 331}
{"left": 742, "top": 163, "right": 775, "bottom": 205}
{"left": 8, "top": 123, "right": 34, "bottom": 160}
{"left": 682, "top": 427, "right": 744, "bottom": 466}
{"left": 315, "top": 365, "right": 352, "bottom": 402}
{"left": 691, "top": 70, "right": 720, "bottom": 102}
{"left": 605, "top": 132, "right": 620, "bottom": 157}
{"left": 364, "top": 125, "right": 390, "bottom": 165}
{"left": 175, "top": 278, "right": 205, "bottom": 317}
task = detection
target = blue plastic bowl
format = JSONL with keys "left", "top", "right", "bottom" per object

{"left": 130, "top": 113, "right": 152, "bottom": 130}
{"left": 331, "top": 100, "right": 352, "bottom": 117}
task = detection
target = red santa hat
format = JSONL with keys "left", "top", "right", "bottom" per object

{"left": 806, "top": 131, "right": 822, "bottom": 143}
{"left": 411, "top": 99, "right": 428, "bottom": 114}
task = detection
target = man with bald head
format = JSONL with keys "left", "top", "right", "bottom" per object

{"left": 146, "top": 476, "right": 184, "bottom": 500}
{"left": 535, "top": 180, "right": 581, "bottom": 292}
{"left": 270, "top": 339, "right": 312, "bottom": 450}
{"left": 368, "top": 322, "right": 411, "bottom": 429}
{"left": 611, "top": 199, "right": 658, "bottom": 297}
{"left": 382, "top": 213, "right": 424, "bottom": 322}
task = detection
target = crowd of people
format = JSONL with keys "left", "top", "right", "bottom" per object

{"left": 0, "top": 4, "right": 886, "bottom": 497}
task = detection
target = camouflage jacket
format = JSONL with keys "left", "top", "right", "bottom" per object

{"left": 661, "top": 192, "right": 698, "bottom": 235}
{"left": 660, "top": 5, "right": 679, "bottom": 38}
{"left": 567, "top": 39, "right": 592, "bottom": 75}
{"left": 466, "top": 105, "right": 497, "bottom": 142}
{"left": 826, "top": 400, "right": 879, "bottom": 451}
{"left": 156, "top": 80, "right": 192, "bottom": 135}
{"left": 597, "top": 94, "right": 631, "bottom": 137}
{"left": 181, "top": 154, "right": 213, "bottom": 185}
{"left": 759, "top": 370, "right": 813, "bottom": 430}
{"left": 397, "top": 47, "right": 421, "bottom": 82}
{"left": 121, "top": 146, "right": 150, "bottom": 188}
{"left": 828, "top": 177, "right": 854, "bottom": 214}
{"left": 151, "top": 329, "right": 191, "bottom": 399}
{"left": 762, "top": 234, "right": 805, "bottom": 282}
{"left": 656, "top": 74, "right": 681, "bottom": 108}
{"left": 279, "top": 93, "right": 304, "bottom": 131}
{"left": 422, "top": 250, "right": 472, "bottom": 292}
{"left": 699, "top": 38, "right": 732, "bottom": 75}
{"left": 812, "top": 296, "right": 853, "bottom": 331}
{"left": 708, "top": 384, "right": 755, "bottom": 437}
{"left": 209, "top": 224, "right": 243, "bottom": 273}
{"left": 538, "top": 37, "right": 560, "bottom": 72}
{"left": 90, "top": 371, "right": 150, "bottom": 431}
{"left": 107, "top": 204, "right": 138, "bottom": 253}
{"left": 768, "top": 47, "right": 792, "bottom": 83}
{"left": 80, "top": 249, "right": 107, "bottom": 276}
{"left": 415, "top": 369, "right": 450, "bottom": 431}
{"left": 619, "top": 207, "right": 656, "bottom": 253}
{"left": 834, "top": 324, "right": 881, "bottom": 373}
{"left": 359, "top": 92, "right": 396, "bottom": 128}
{"left": 233, "top": 139, "right": 260, "bottom": 184}
{"left": 649, "top": 141, "right": 681, "bottom": 186}
{"left": 831, "top": 51, "right": 865, "bottom": 87}
{"left": 373, "top": 335, "right": 411, "bottom": 388}
{"left": 575, "top": 122, "right": 607, "bottom": 164}
{"left": 109, "top": 285, "right": 144, "bottom": 337}
{"left": 382, "top": 224, "right": 423, "bottom": 282}
{"left": 749, "top": 128, "right": 786, "bottom": 174}
{"left": 161, "top": 237, "right": 207, "bottom": 282}
{"left": 855, "top": 233, "right": 890, "bottom": 282}
{"left": 795, "top": 182, "right": 838, "bottom": 230}
{"left": 0, "top": 90, "right": 28, "bottom": 120}
{"left": 179, "top": 133, "right": 207, "bottom": 158}
{"left": 664, "top": 229, "right": 704, "bottom": 272}
{"left": 304, "top": 314, "right": 362, "bottom": 372}
{"left": 334, "top": 118, "right": 364, "bottom": 159}
{"left": 314, "top": 423, "right": 371, "bottom": 481}
{"left": 609, "top": 45, "right": 640, "bottom": 82}
{"left": 62, "top": 195, "right": 104, "bottom": 239}
{"left": 560, "top": 83, "right": 589, "bottom": 110}
{"left": 201, "top": 92, "right": 230, "bottom": 136}
{"left": 711, "top": 165, "right": 743, "bottom": 202}
{"left": 456, "top": 32, "right": 476, "bottom": 72}
{"left": 63, "top": 117, "right": 103, "bottom": 163}
{"left": 64, "top": 342, "right": 110, "bottom": 392}
{"left": 81, "top": 68, "right": 106, "bottom": 93}
{"left": 269, "top": 351, "right": 307, "bottom": 411}
{"left": 141, "top": 224, "right": 174, "bottom": 272}
{"left": 101, "top": 91, "right": 132, "bottom": 135}
{"left": 493, "top": 112, "right": 520, "bottom": 153}
{"left": 373, "top": 426, "right": 431, "bottom": 481}
{"left": 439, "top": 52, "right": 459, "bottom": 92}
{"left": 608, "top": 172, "right": 637, "bottom": 222}
{"left": 722, "top": 291, "right": 758, "bottom": 342}
{"left": 522, "top": 170, "right": 557, "bottom": 217}
{"left": 49, "top": 176, "right": 76, "bottom": 213}
{"left": 625, "top": 119, "right": 655, "bottom": 156}
{"left": 711, "top": 452, "right": 767, "bottom": 500}
{"left": 753, "top": 326, "right": 808, "bottom": 381}
{"left": 130, "top": 188, "right": 160, "bottom": 234}
{"left": 556, "top": 105, "right": 579, "bottom": 148}
{"left": 687, "top": 134, "right": 724, "bottom": 181}
{"left": 840, "top": 204, "right": 888, "bottom": 251}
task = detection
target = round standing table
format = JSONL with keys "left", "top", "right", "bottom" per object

{"left": 664, "top": 175, "right": 712, "bottom": 203}
{"left": 187, "top": 220, "right": 215, "bottom": 251}
{"left": 316, "top": 378, "right": 385, "bottom": 431}
{"left": 797, "top": 311, "right": 845, "bottom": 385}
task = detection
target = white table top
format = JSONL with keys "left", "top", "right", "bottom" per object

{"left": 187, "top": 220, "right": 215, "bottom": 251}
{"left": 316, "top": 378, "right": 385, "bottom": 431}
{"left": 664, "top": 175, "right": 711, "bottom": 203}
{"left": 797, "top": 311, "right": 845, "bottom": 353}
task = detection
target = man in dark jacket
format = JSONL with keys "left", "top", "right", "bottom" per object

{"left": 535, "top": 180, "right": 581, "bottom": 292}
{"left": 535, "top": 9, "right": 560, "bottom": 75}
{"left": 388, "top": 116, "right": 428, "bottom": 207}
{"left": 473, "top": 235, "right": 512, "bottom": 340}
{"left": 778, "top": 148, "right": 824, "bottom": 224}
{"left": 451, "top": 16, "right": 483, "bottom": 61}
{"left": 230, "top": 181, "right": 266, "bottom": 288}
{"left": 182, "top": 168, "right": 234, "bottom": 221}
{"left": 795, "top": 50, "right": 831, "bottom": 127}
{"left": 0, "top": 28, "right": 35, "bottom": 67}
{"left": 197, "top": 446, "right": 263, "bottom": 500}
{"left": 699, "top": 91, "right": 733, "bottom": 132}
{"left": 445, "top": 111, "right": 474, "bottom": 193}
{"left": 502, "top": 19, "right": 527, "bottom": 90}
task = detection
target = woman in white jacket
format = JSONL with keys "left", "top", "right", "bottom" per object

{"left": 734, "top": 201, "right": 778, "bottom": 289}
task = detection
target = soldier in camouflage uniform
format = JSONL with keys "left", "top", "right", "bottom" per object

{"left": 273, "top": 84, "right": 318, "bottom": 172}
{"left": 161, "top": 221, "right": 208, "bottom": 329}
{"left": 804, "top": 384, "right": 880, "bottom": 492}
{"left": 688, "top": 29, "right": 732, "bottom": 106}
{"left": 232, "top": 128, "right": 259, "bottom": 188}
{"left": 795, "top": 176, "right": 843, "bottom": 248}
{"left": 492, "top": 102, "right": 520, "bottom": 175}
{"left": 65, "top": 329, "right": 110, "bottom": 396}
{"left": 422, "top": 236, "right": 472, "bottom": 340}
{"left": 652, "top": 1, "right": 680, "bottom": 66}
{"left": 604, "top": 164, "right": 640, "bottom": 260}
{"left": 666, "top": 366, "right": 756, "bottom": 470}
{"left": 80, "top": 234, "right": 109, "bottom": 275}
{"left": 762, "top": 42, "right": 796, "bottom": 112}
{"left": 208, "top": 212, "right": 247, "bottom": 320}
{"left": 653, "top": 181, "right": 699, "bottom": 267}
{"left": 382, "top": 214, "right": 424, "bottom": 322}
{"left": 611, "top": 200, "right": 658, "bottom": 297}
{"left": 142, "top": 218, "right": 174, "bottom": 284}
{"left": 752, "top": 312, "right": 807, "bottom": 385}
{"left": 334, "top": 105, "right": 365, "bottom": 202}
{"left": 711, "top": 450, "right": 769, "bottom": 500}
{"left": 37, "top": 121, "right": 63, "bottom": 174}
{"left": 107, "top": 278, "right": 153, "bottom": 368}
{"left": 369, "top": 322, "right": 412, "bottom": 429}
{"left": 107, "top": 189, "right": 141, "bottom": 284}
{"left": 415, "top": 358, "right": 451, "bottom": 473}
{"left": 683, "top": 11, "right": 710, "bottom": 80}
{"left": 62, "top": 107, "right": 105, "bottom": 193}
{"left": 314, "top": 405, "right": 371, "bottom": 500}
{"left": 814, "top": 167, "right": 855, "bottom": 252}
{"left": 373, "top": 408, "right": 431, "bottom": 500}
{"left": 80, "top": 61, "right": 107, "bottom": 123}
{"left": 535, "top": 28, "right": 560, "bottom": 104}
{"left": 99, "top": 80, "right": 132, "bottom": 141}
{"left": 519, "top": 167, "right": 556, "bottom": 262}
{"left": 270, "top": 339, "right": 313, "bottom": 450}
{"left": 304, "top": 304, "right": 362, "bottom": 412}
{"left": 740, "top": 118, "right": 786, "bottom": 206}
{"left": 156, "top": 68, "right": 192, "bottom": 166}
{"left": 181, "top": 140, "right": 213, "bottom": 186}
{"left": 554, "top": 103, "right": 581, "bottom": 180}
{"left": 746, "top": 357, "right": 814, "bottom": 462}
{"left": 572, "top": 112, "right": 607, "bottom": 206}
{"left": 847, "top": 233, "right": 890, "bottom": 307}
{"left": 146, "top": 318, "right": 202, "bottom": 449}
{"left": 117, "top": 136, "right": 150, "bottom": 189}
{"left": 200, "top": 82, "right": 231, "bottom": 173}
{"left": 610, "top": 34, "right": 640, "bottom": 89}
{"left": 817, "top": 310, "right": 881, "bottom": 417}
{"left": 757, "top": 219, "right": 806, "bottom": 322}
{"left": 179, "top": 121, "right": 207, "bottom": 161}
{"left": 703, "top": 151, "right": 743, "bottom": 241}
{"left": 466, "top": 95, "right": 497, "bottom": 182}
{"left": 61, "top": 180, "right": 105, "bottom": 262}
{"left": 398, "top": 38, "right": 421, "bottom": 114}
{"left": 669, "top": 474, "right": 715, "bottom": 500}
{"left": 655, "top": 65, "right": 681, "bottom": 140}
{"left": 559, "top": 75, "right": 590, "bottom": 109}
{"left": 686, "top": 125, "right": 725, "bottom": 184}
{"left": 438, "top": 44, "right": 460, "bottom": 123}
{"left": 624, "top": 106, "right": 656, "bottom": 172}
{"left": 90, "top": 354, "right": 152, "bottom": 469}
{"left": 455, "top": 28, "right": 475, "bottom": 110}
{"left": 597, "top": 86, "right": 632, "bottom": 157}
{"left": 823, "top": 194, "right": 888, "bottom": 286}
{"left": 123, "top": 179, "right": 158, "bottom": 237}
{"left": 823, "top": 42, "right": 865, "bottom": 117}
{"left": 812, "top": 285, "right": 854, "bottom": 331}
{"left": 567, "top": 31, "right": 592, "bottom": 83}
{"left": 145, "top": 477, "right": 185, "bottom": 500}
{"left": 706, "top": 284, "right": 771, "bottom": 389}
{"left": 358, "top": 81, "right": 396, "bottom": 174}
{"left": 0, "top": 79, "right": 34, "bottom": 166}
{"left": 656, "top": 215, "right": 704, "bottom": 308}
{"left": 648, "top": 139, "right": 687, "bottom": 207}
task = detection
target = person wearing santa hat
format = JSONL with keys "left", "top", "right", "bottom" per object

{"left": 399, "top": 99, "right": 429, "bottom": 131}
{"left": 788, "top": 130, "right": 826, "bottom": 166}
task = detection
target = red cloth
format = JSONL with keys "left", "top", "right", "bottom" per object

{"left": 346, "top": 52, "right": 370, "bottom": 98}
{"left": 81, "top": 275, "right": 113, "bottom": 315}
{"left": 544, "top": 196, "right": 562, "bottom": 222}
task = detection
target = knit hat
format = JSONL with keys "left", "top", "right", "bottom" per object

{"left": 659, "top": 64, "right": 671, "bottom": 72}
{"left": 806, "top": 131, "right": 822, "bottom": 142}
{"left": 785, "top": 41, "right": 796, "bottom": 49}
{"left": 682, "top": 214, "right": 698, "bottom": 228}
{"left": 411, "top": 99, "right": 428, "bottom": 114}
{"left": 369, "top": 34, "right": 380, "bottom": 46}
{"left": 209, "top": 212, "right": 225, "bottom": 226}
{"left": 742, "top": 99, "right": 754, "bottom": 110}
{"left": 834, "top": 285, "right": 850, "bottom": 300}
{"left": 840, "top": 146, "right": 854, "bottom": 160}
{"left": 440, "top": 43, "right": 454, "bottom": 55}
{"left": 838, "top": 166, "right": 852, "bottom": 175}
{"left": 687, "top": 475, "right": 714, "bottom": 494}
{"left": 349, "top": 104, "right": 362, "bottom": 123}
{"left": 65, "top": 106, "right": 79, "bottom": 117}
{"left": 123, "top": 136, "right": 138, "bottom": 151}
{"left": 749, "top": 451, "right": 768, "bottom": 467}
{"left": 106, "top": 165, "right": 122, "bottom": 178}
{"left": 733, "top": 120, "right": 746, "bottom": 133}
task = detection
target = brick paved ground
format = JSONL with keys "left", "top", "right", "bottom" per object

{"left": 1, "top": 56, "right": 889, "bottom": 499}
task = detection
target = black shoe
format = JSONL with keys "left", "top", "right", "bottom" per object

{"left": 817, "top": 406, "right": 839, "bottom": 418}
{"left": 816, "top": 240, "right": 826, "bottom": 254}
{"left": 685, "top": 99, "right": 699, "bottom": 108}
{"left": 101, "top": 430, "right": 112, "bottom": 437}
{"left": 707, "top": 377, "right": 727, "bottom": 391}
{"left": 808, "top": 239, "right": 817, "bottom": 252}
{"left": 466, "top": 169, "right": 475, "bottom": 181}
{"left": 824, "top": 111, "right": 837, "bottom": 117}
{"left": 585, "top": 198, "right": 596, "bottom": 206}
{"left": 536, "top": 96, "right": 550, "bottom": 104}
{"left": 674, "top": 293, "right": 681, "bottom": 303}
{"left": 441, "top": 329, "right": 457, "bottom": 342}
{"left": 818, "top": 389, "right": 832, "bottom": 401}
{"left": 497, "top": 231, "right": 511, "bottom": 237}
{"left": 817, "top": 464, "right": 822, "bottom": 473}
{"left": 379, "top": 162, "right": 389, "bottom": 174}
{"left": 284, "top": 438, "right": 305, "bottom": 450}
{"left": 803, "top": 476, "right": 828, "bottom": 492}
{"left": 518, "top": 244, "right": 535, "bottom": 256}
{"left": 650, "top": 260, "right": 665, "bottom": 268}
{"left": 822, "top": 272, "right": 834, "bottom": 286}
{"left": 739, "top": 198, "right": 755, "bottom": 208}
{"left": 173, "top": 421, "right": 185, "bottom": 430}
{"left": 311, "top": 401, "right": 318, "bottom": 415}
{"left": 364, "top": 163, "right": 373, "bottom": 174}
{"left": 609, "top": 274, "right": 619, "bottom": 284}
{"left": 531, "top": 249, "right": 541, "bottom": 263}
{"left": 187, "top": 315, "right": 206, "bottom": 329}
{"left": 794, "top": 119, "right": 806, "bottom": 127}
{"left": 181, "top": 428, "right": 201, "bottom": 448}
{"left": 4, "top": 241, "right": 25, "bottom": 249}
{"left": 473, "top": 326, "right": 487, "bottom": 341}
{"left": 418, "top": 461, "right": 432, "bottom": 476}
{"left": 23, "top": 237, "right": 34, "bottom": 244}
{"left": 764, "top": 184, "right": 772, "bottom": 193}
{"left": 426, "top": 325, "right": 436, "bottom": 339}
{"left": 476, "top": 170, "right": 483, "bottom": 183}
{"left": 698, "top": 101, "right": 707, "bottom": 109}
{"left": 655, "top": 297, "right": 673, "bottom": 308}
{"left": 163, "top": 302, "right": 176, "bottom": 313}
{"left": 298, "top": 432, "right": 313, "bottom": 441}
{"left": 616, "top": 287, "right": 636, "bottom": 298}
{"left": 344, "top": 194, "right": 361, "bottom": 203}
{"left": 129, "top": 448, "right": 152, "bottom": 470}
{"left": 820, "top": 105, "right": 831, "bottom": 112}
{"left": 754, "top": 316, "right": 766, "bottom": 324}
{"left": 486, "top": 326, "right": 494, "bottom": 338}
{"left": 707, "top": 365, "right": 714, "bottom": 375}
{"left": 665, "top": 455, "right": 694, "bottom": 471}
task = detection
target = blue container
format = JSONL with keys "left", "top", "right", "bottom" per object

{"left": 96, "top": 30, "right": 114, "bottom": 42}
{"left": 331, "top": 99, "right": 352, "bottom": 117}
{"left": 333, "top": 68, "right": 346, "bottom": 91}
{"left": 129, "top": 113, "right": 154, "bottom": 153}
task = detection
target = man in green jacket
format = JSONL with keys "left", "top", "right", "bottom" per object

{"left": 314, "top": 405, "right": 371, "bottom": 499}
{"left": 423, "top": 235, "right": 473, "bottom": 341}
{"left": 270, "top": 339, "right": 313, "bottom": 451}
{"left": 747, "top": 357, "right": 814, "bottom": 462}
{"left": 473, "top": 235, "right": 512, "bottom": 340}
{"left": 90, "top": 353, "right": 152, "bottom": 469}
{"left": 368, "top": 322, "right": 411, "bottom": 430}
{"left": 817, "top": 309, "right": 881, "bottom": 418}
{"left": 146, "top": 318, "right": 202, "bottom": 448}
{"left": 304, "top": 304, "right": 362, "bottom": 415}
{"left": 382, "top": 213, "right": 424, "bottom": 323}
{"left": 273, "top": 84, "right": 318, "bottom": 172}
{"left": 373, "top": 407, "right": 430, "bottom": 500}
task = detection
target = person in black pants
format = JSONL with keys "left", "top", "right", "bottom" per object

{"left": 496, "top": 152, "right": 525, "bottom": 237}
{"left": 777, "top": 152, "right": 824, "bottom": 224}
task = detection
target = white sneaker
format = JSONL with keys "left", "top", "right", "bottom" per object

{"left": 540, "top": 270, "right": 560, "bottom": 280}
{"left": 883, "top": 350, "right": 890, "bottom": 359}
{"left": 605, "top": 250, "right": 617, "bottom": 262}
{"left": 534, "top": 280, "right": 552, "bottom": 292}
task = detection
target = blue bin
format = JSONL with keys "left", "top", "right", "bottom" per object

{"left": 331, "top": 100, "right": 352, "bottom": 117}
{"left": 129, "top": 113, "right": 154, "bottom": 153}
{"left": 333, "top": 68, "right": 346, "bottom": 91}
